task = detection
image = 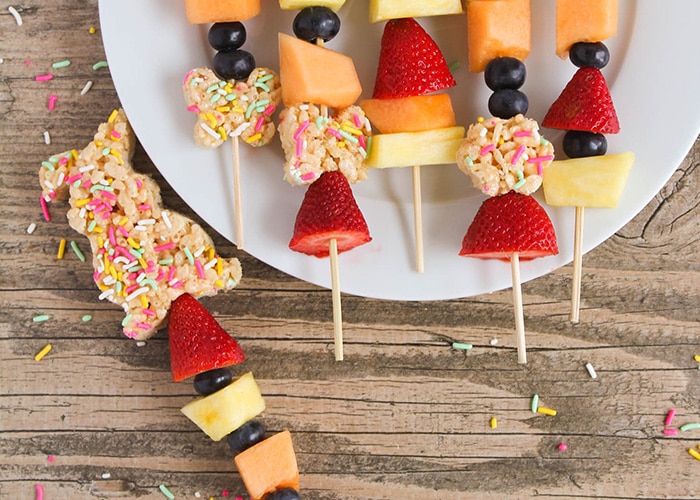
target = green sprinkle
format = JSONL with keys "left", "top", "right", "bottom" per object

{"left": 513, "top": 169, "right": 526, "bottom": 189}
{"left": 81, "top": 314, "right": 93, "bottom": 322}
{"left": 158, "top": 484, "right": 175, "bottom": 500}
{"left": 225, "top": 93, "right": 237, "bottom": 102}
{"left": 365, "top": 136, "right": 373, "bottom": 157}
{"left": 92, "top": 60, "right": 109, "bottom": 70}
{"left": 206, "top": 84, "right": 219, "bottom": 93}
{"left": 452, "top": 342, "right": 473, "bottom": 350}
{"left": 531, "top": 394, "right": 539, "bottom": 414}
{"left": 315, "top": 116, "right": 325, "bottom": 131}
{"left": 227, "top": 278, "right": 236, "bottom": 287}
{"left": 33, "top": 314, "right": 50, "bottom": 323}
{"left": 257, "top": 73, "right": 274, "bottom": 83}
{"left": 126, "top": 264, "right": 142, "bottom": 273}
{"left": 338, "top": 129, "right": 359, "bottom": 144}
{"left": 48, "top": 156, "right": 60, "bottom": 164}
{"left": 465, "top": 157, "right": 474, "bottom": 167}
{"left": 209, "top": 92, "right": 221, "bottom": 103}
{"left": 121, "top": 314, "right": 132, "bottom": 327}
{"left": 448, "top": 60, "right": 461, "bottom": 72}
{"left": 52, "top": 59, "right": 71, "bottom": 69}
{"left": 540, "top": 137, "right": 550, "bottom": 146}
{"left": 101, "top": 147, "right": 111, "bottom": 156}
{"left": 115, "top": 281, "right": 123, "bottom": 294}
{"left": 72, "top": 179, "right": 82, "bottom": 188}
{"left": 183, "top": 247, "right": 195, "bottom": 265}
{"left": 158, "top": 258, "right": 174, "bottom": 265}
{"left": 41, "top": 161, "right": 56, "bottom": 171}
{"left": 254, "top": 81, "right": 270, "bottom": 92}
{"left": 107, "top": 248, "right": 115, "bottom": 256}
{"left": 87, "top": 220, "right": 98, "bottom": 233}
{"left": 245, "top": 102, "right": 257, "bottom": 119}
{"left": 140, "top": 279, "right": 158, "bottom": 291}
{"left": 70, "top": 241, "right": 86, "bottom": 262}
{"left": 680, "top": 423, "right": 700, "bottom": 432}
{"left": 129, "top": 249, "right": 142, "bottom": 260}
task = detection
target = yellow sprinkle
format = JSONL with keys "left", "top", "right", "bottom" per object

{"left": 116, "top": 271, "right": 123, "bottom": 281}
{"left": 71, "top": 149, "right": 79, "bottom": 160}
{"left": 75, "top": 198, "right": 90, "bottom": 207}
{"left": 103, "top": 254, "right": 110, "bottom": 274}
{"left": 245, "top": 133, "right": 262, "bottom": 144}
{"left": 215, "top": 280, "right": 225, "bottom": 288}
{"left": 205, "top": 112, "right": 217, "bottom": 129}
{"left": 118, "top": 217, "right": 129, "bottom": 226}
{"left": 689, "top": 448, "right": 700, "bottom": 461}
{"left": 218, "top": 126, "right": 227, "bottom": 141}
{"left": 207, "top": 248, "right": 214, "bottom": 261}
{"left": 341, "top": 123, "right": 363, "bottom": 135}
{"left": 337, "top": 141, "right": 346, "bottom": 148}
{"left": 89, "top": 26, "right": 96, "bottom": 34}
{"left": 34, "top": 344, "right": 52, "bottom": 361}
{"left": 87, "top": 211, "right": 94, "bottom": 220}
{"left": 216, "top": 257, "right": 223, "bottom": 276}
{"left": 109, "top": 265, "right": 117, "bottom": 280}
{"left": 477, "top": 116, "right": 485, "bottom": 123}
{"left": 98, "top": 283, "right": 109, "bottom": 292}
{"left": 694, "top": 355, "right": 700, "bottom": 363}
{"left": 498, "top": 137, "right": 505, "bottom": 145}
{"left": 537, "top": 407, "right": 557, "bottom": 417}
{"left": 232, "top": 106, "right": 244, "bottom": 114}
{"left": 92, "top": 225, "right": 103, "bottom": 233}
{"left": 98, "top": 236, "right": 105, "bottom": 248}
{"left": 127, "top": 237, "right": 140, "bottom": 249}
{"left": 138, "top": 258, "right": 148, "bottom": 270}
{"left": 216, "top": 106, "right": 232, "bottom": 113}
{"left": 108, "top": 110, "right": 119, "bottom": 123}
{"left": 57, "top": 238, "right": 67, "bottom": 259}
{"left": 140, "top": 295, "right": 149, "bottom": 309}
{"left": 95, "top": 140, "right": 103, "bottom": 147}
{"left": 490, "top": 417, "right": 497, "bottom": 429}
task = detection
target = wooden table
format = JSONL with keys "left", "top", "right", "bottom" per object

{"left": 2, "top": 2, "right": 699, "bottom": 498}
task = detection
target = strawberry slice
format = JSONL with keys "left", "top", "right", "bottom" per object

{"left": 289, "top": 170, "right": 371, "bottom": 258}
{"left": 168, "top": 293, "right": 245, "bottom": 382}
{"left": 372, "top": 18, "right": 456, "bottom": 99}
{"left": 460, "top": 192, "right": 558, "bottom": 261}
{"left": 542, "top": 67, "right": 620, "bottom": 134}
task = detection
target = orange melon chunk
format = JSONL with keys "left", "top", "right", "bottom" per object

{"left": 185, "top": 0, "right": 260, "bottom": 24}
{"left": 279, "top": 33, "right": 362, "bottom": 108}
{"left": 234, "top": 430, "right": 299, "bottom": 500}
{"left": 556, "top": 0, "right": 618, "bottom": 58}
{"left": 466, "top": 0, "right": 531, "bottom": 73}
{"left": 360, "top": 94, "right": 456, "bottom": 134}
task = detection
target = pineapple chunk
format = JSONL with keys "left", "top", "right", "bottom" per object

{"left": 181, "top": 372, "right": 265, "bottom": 441}
{"left": 543, "top": 152, "right": 634, "bottom": 208}
{"left": 369, "top": 0, "right": 463, "bottom": 23}
{"left": 279, "top": 0, "right": 345, "bottom": 11}
{"left": 366, "top": 126, "right": 465, "bottom": 169}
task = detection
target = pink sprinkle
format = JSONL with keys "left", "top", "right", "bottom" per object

{"left": 65, "top": 174, "right": 81, "bottom": 184}
{"left": 484, "top": 185, "right": 490, "bottom": 191}
{"left": 124, "top": 330, "right": 138, "bottom": 339}
{"left": 326, "top": 128, "right": 342, "bottom": 140}
{"left": 514, "top": 130, "right": 532, "bottom": 137}
{"left": 167, "top": 266, "right": 176, "bottom": 282}
{"left": 125, "top": 284, "right": 139, "bottom": 294}
{"left": 100, "top": 190, "right": 117, "bottom": 201}
{"left": 170, "top": 280, "right": 184, "bottom": 289}
{"left": 528, "top": 155, "right": 554, "bottom": 163}
{"left": 353, "top": 113, "right": 362, "bottom": 128}
{"left": 663, "top": 428, "right": 678, "bottom": 436}
{"left": 35, "top": 484, "right": 44, "bottom": 500}
{"left": 135, "top": 322, "right": 151, "bottom": 330}
{"left": 254, "top": 115, "right": 265, "bottom": 132}
{"left": 137, "top": 204, "right": 150, "bottom": 211}
{"left": 142, "top": 308, "right": 155, "bottom": 317}
{"left": 58, "top": 156, "right": 69, "bottom": 166}
{"left": 511, "top": 144, "right": 526, "bottom": 165}
{"left": 35, "top": 74, "right": 54, "bottom": 82}
{"left": 358, "top": 134, "right": 367, "bottom": 149}
{"left": 40, "top": 196, "right": 51, "bottom": 221}
{"left": 93, "top": 270, "right": 101, "bottom": 282}
{"left": 135, "top": 179, "right": 143, "bottom": 190}
{"left": 48, "top": 94, "right": 58, "bottom": 111}
{"left": 47, "top": 456, "right": 55, "bottom": 462}
{"left": 108, "top": 226, "right": 117, "bottom": 246}
{"left": 24, "top": 60, "right": 30, "bottom": 66}
{"left": 48, "top": 191, "right": 57, "bottom": 200}
{"left": 127, "top": 273, "right": 138, "bottom": 281}
{"left": 111, "top": 130, "right": 122, "bottom": 139}
{"left": 295, "top": 138, "right": 303, "bottom": 158}
{"left": 183, "top": 69, "right": 194, "bottom": 85}
{"left": 115, "top": 246, "right": 134, "bottom": 260}
{"left": 294, "top": 120, "right": 310, "bottom": 140}
{"left": 222, "top": 490, "right": 230, "bottom": 497}
{"left": 263, "top": 104, "right": 275, "bottom": 116}
{"left": 146, "top": 261, "right": 156, "bottom": 273}
{"left": 301, "top": 172, "right": 316, "bottom": 181}
{"left": 186, "top": 104, "right": 200, "bottom": 113}
{"left": 557, "top": 443, "right": 568, "bottom": 451}
{"left": 117, "top": 226, "right": 129, "bottom": 238}
{"left": 195, "top": 259, "right": 205, "bottom": 279}
{"left": 480, "top": 144, "right": 495, "bottom": 156}
{"left": 156, "top": 268, "right": 165, "bottom": 281}
{"left": 665, "top": 409, "right": 676, "bottom": 426}
{"left": 537, "top": 163, "right": 544, "bottom": 176}
{"left": 154, "top": 242, "right": 176, "bottom": 252}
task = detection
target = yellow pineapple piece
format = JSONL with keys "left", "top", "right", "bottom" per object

{"left": 543, "top": 152, "right": 634, "bottom": 208}
{"left": 366, "top": 126, "right": 465, "bottom": 169}
{"left": 181, "top": 372, "right": 265, "bottom": 441}
{"left": 279, "top": 0, "right": 346, "bottom": 11}
{"left": 369, "top": 0, "right": 463, "bottom": 23}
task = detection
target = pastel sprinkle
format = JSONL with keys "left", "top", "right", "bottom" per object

{"left": 70, "top": 241, "right": 86, "bottom": 262}
{"left": 531, "top": 394, "right": 539, "bottom": 413}
{"left": 537, "top": 407, "right": 557, "bottom": 417}
{"left": 48, "top": 94, "right": 58, "bottom": 111}
{"left": 159, "top": 484, "right": 175, "bottom": 500}
{"left": 57, "top": 238, "right": 66, "bottom": 259}
{"left": 665, "top": 409, "right": 676, "bottom": 427}
{"left": 511, "top": 144, "right": 526, "bottom": 165}
{"left": 514, "top": 130, "right": 532, "bottom": 137}
{"left": 35, "top": 484, "right": 44, "bottom": 500}
{"left": 34, "top": 344, "right": 52, "bottom": 361}
{"left": 27, "top": 223, "right": 37, "bottom": 234}
{"left": 689, "top": 448, "right": 700, "bottom": 461}
{"left": 195, "top": 260, "right": 205, "bottom": 279}
{"left": 33, "top": 314, "right": 50, "bottom": 323}
{"left": 558, "top": 443, "right": 568, "bottom": 451}
{"left": 480, "top": 144, "right": 495, "bottom": 156}
{"left": 35, "top": 74, "right": 53, "bottom": 82}
{"left": 183, "top": 247, "right": 195, "bottom": 265}
{"left": 585, "top": 362, "right": 598, "bottom": 379}
{"left": 693, "top": 354, "right": 700, "bottom": 363}
{"left": 452, "top": 342, "right": 473, "bottom": 350}
{"left": 8, "top": 6, "right": 23, "bottom": 25}
{"left": 40, "top": 195, "right": 51, "bottom": 221}
{"left": 47, "top": 456, "right": 55, "bottom": 462}
{"left": 680, "top": 423, "right": 700, "bottom": 432}
{"left": 44, "top": 131, "right": 51, "bottom": 145}
{"left": 490, "top": 417, "right": 497, "bottom": 429}
{"left": 101, "top": 473, "right": 111, "bottom": 479}
{"left": 92, "top": 60, "right": 109, "bottom": 70}
{"left": 80, "top": 80, "right": 93, "bottom": 95}
{"left": 52, "top": 59, "right": 71, "bottom": 69}
{"left": 663, "top": 428, "right": 678, "bottom": 436}
{"left": 82, "top": 314, "right": 92, "bottom": 322}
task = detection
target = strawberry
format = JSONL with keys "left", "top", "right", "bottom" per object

{"left": 289, "top": 170, "right": 371, "bottom": 258}
{"left": 372, "top": 17, "right": 456, "bottom": 99}
{"left": 542, "top": 67, "right": 620, "bottom": 134}
{"left": 460, "top": 192, "right": 558, "bottom": 261}
{"left": 168, "top": 293, "right": 245, "bottom": 382}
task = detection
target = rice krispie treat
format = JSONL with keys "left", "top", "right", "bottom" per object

{"left": 279, "top": 103, "right": 372, "bottom": 186}
{"left": 183, "top": 66, "right": 281, "bottom": 148}
{"left": 38, "top": 109, "right": 242, "bottom": 340}
{"left": 456, "top": 114, "right": 554, "bottom": 196}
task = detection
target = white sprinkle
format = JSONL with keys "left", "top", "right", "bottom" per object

{"left": 203, "top": 258, "right": 217, "bottom": 270}
{"left": 479, "top": 127, "right": 488, "bottom": 138}
{"left": 136, "top": 341, "right": 146, "bottom": 347}
{"left": 79, "top": 164, "right": 95, "bottom": 172}
{"left": 102, "top": 276, "right": 116, "bottom": 286}
{"left": 56, "top": 172, "right": 65, "bottom": 186}
{"left": 137, "top": 218, "right": 155, "bottom": 225}
{"left": 78, "top": 207, "right": 87, "bottom": 219}
{"left": 8, "top": 6, "right": 23, "bottom": 26}
{"left": 231, "top": 122, "right": 251, "bottom": 137}
{"left": 124, "top": 287, "right": 149, "bottom": 302}
{"left": 136, "top": 272, "right": 146, "bottom": 283}
{"left": 43, "top": 131, "right": 51, "bottom": 145}
{"left": 299, "top": 104, "right": 309, "bottom": 110}
{"left": 490, "top": 338, "right": 499, "bottom": 346}
{"left": 43, "top": 193, "right": 52, "bottom": 203}
{"left": 80, "top": 80, "right": 93, "bottom": 95}
{"left": 585, "top": 362, "right": 598, "bottom": 379}
{"left": 240, "top": 94, "right": 249, "bottom": 101}
{"left": 194, "top": 493, "right": 201, "bottom": 499}
{"left": 44, "top": 180, "right": 55, "bottom": 190}
{"left": 533, "top": 129, "right": 541, "bottom": 142}
{"left": 217, "top": 88, "right": 227, "bottom": 96}
{"left": 26, "top": 223, "right": 37, "bottom": 234}
{"left": 358, "top": 147, "right": 367, "bottom": 159}
{"left": 364, "top": 117, "right": 372, "bottom": 133}
{"left": 161, "top": 211, "right": 172, "bottom": 229}
{"left": 113, "top": 256, "right": 130, "bottom": 266}
{"left": 0, "top": 58, "right": 4, "bottom": 64}
{"left": 200, "top": 122, "right": 219, "bottom": 139}
{"left": 133, "top": 225, "right": 147, "bottom": 232}
{"left": 168, "top": 278, "right": 180, "bottom": 287}
{"left": 193, "top": 246, "right": 205, "bottom": 258}
{"left": 99, "top": 179, "right": 110, "bottom": 186}
{"left": 98, "top": 289, "right": 114, "bottom": 300}
{"left": 101, "top": 473, "right": 111, "bottom": 479}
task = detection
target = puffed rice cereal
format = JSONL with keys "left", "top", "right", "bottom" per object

{"left": 38, "top": 109, "right": 242, "bottom": 340}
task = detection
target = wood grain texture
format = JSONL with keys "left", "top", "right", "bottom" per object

{"left": 1, "top": 2, "right": 699, "bottom": 499}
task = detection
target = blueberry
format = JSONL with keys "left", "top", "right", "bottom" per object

{"left": 208, "top": 22, "right": 247, "bottom": 51}
{"left": 293, "top": 6, "right": 340, "bottom": 44}
{"left": 569, "top": 42, "right": 610, "bottom": 69}
{"left": 226, "top": 420, "right": 266, "bottom": 455}
{"left": 484, "top": 57, "right": 527, "bottom": 90}
{"left": 562, "top": 130, "right": 608, "bottom": 158}
{"left": 213, "top": 49, "right": 256, "bottom": 81}
{"left": 193, "top": 368, "right": 232, "bottom": 396}
{"left": 488, "top": 89, "right": 528, "bottom": 119}
{"left": 263, "top": 488, "right": 301, "bottom": 500}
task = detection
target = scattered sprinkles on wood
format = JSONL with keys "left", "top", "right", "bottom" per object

{"left": 8, "top": 6, "right": 23, "bottom": 26}
{"left": 34, "top": 344, "right": 52, "bottom": 361}
{"left": 159, "top": 484, "right": 175, "bottom": 500}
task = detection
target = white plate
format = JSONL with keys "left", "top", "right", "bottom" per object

{"left": 99, "top": 0, "right": 700, "bottom": 301}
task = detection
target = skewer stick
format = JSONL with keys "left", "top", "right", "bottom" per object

{"left": 329, "top": 238, "right": 343, "bottom": 361}
{"left": 570, "top": 206, "right": 584, "bottom": 323}
{"left": 231, "top": 136, "right": 244, "bottom": 249}
{"left": 510, "top": 252, "right": 527, "bottom": 364}
{"left": 411, "top": 165, "right": 425, "bottom": 273}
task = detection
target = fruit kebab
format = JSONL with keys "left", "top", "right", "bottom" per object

{"left": 170, "top": 294, "right": 302, "bottom": 500}
{"left": 182, "top": 0, "right": 282, "bottom": 249}
{"left": 362, "top": 5, "right": 463, "bottom": 273}
{"left": 277, "top": 1, "right": 372, "bottom": 361}
{"left": 456, "top": 0, "right": 557, "bottom": 364}
{"left": 541, "top": 0, "right": 633, "bottom": 323}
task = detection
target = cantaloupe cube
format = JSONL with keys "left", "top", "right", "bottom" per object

{"left": 360, "top": 94, "right": 456, "bottom": 134}
{"left": 185, "top": 0, "right": 260, "bottom": 24}
{"left": 279, "top": 0, "right": 345, "bottom": 11}
{"left": 279, "top": 33, "right": 362, "bottom": 108}
{"left": 466, "top": 0, "right": 531, "bottom": 73}
{"left": 369, "top": 0, "right": 463, "bottom": 23}
{"left": 556, "top": 0, "right": 618, "bottom": 58}
{"left": 543, "top": 152, "right": 633, "bottom": 207}
{"left": 234, "top": 430, "right": 299, "bottom": 500}
{"left": 366, "top": 126, "right": 465, "bottom": 169}
{"left": 181, "top": 372, "right": 265, "bottom": 441}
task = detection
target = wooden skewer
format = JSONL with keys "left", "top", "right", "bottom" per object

{"left": 411, "top": 165, "right": 425, "bottom": 273}
{"left": 510, "top": 252, "right": 527, "bottom": 364}
{"left": 329, "top": 238, "right": 343, "bottom": 361}
{"left": 570, "top": 206, "right": 584, "bottom": 323}
{"left": 231, "top": 136, "right": 244, "bottom": 249}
